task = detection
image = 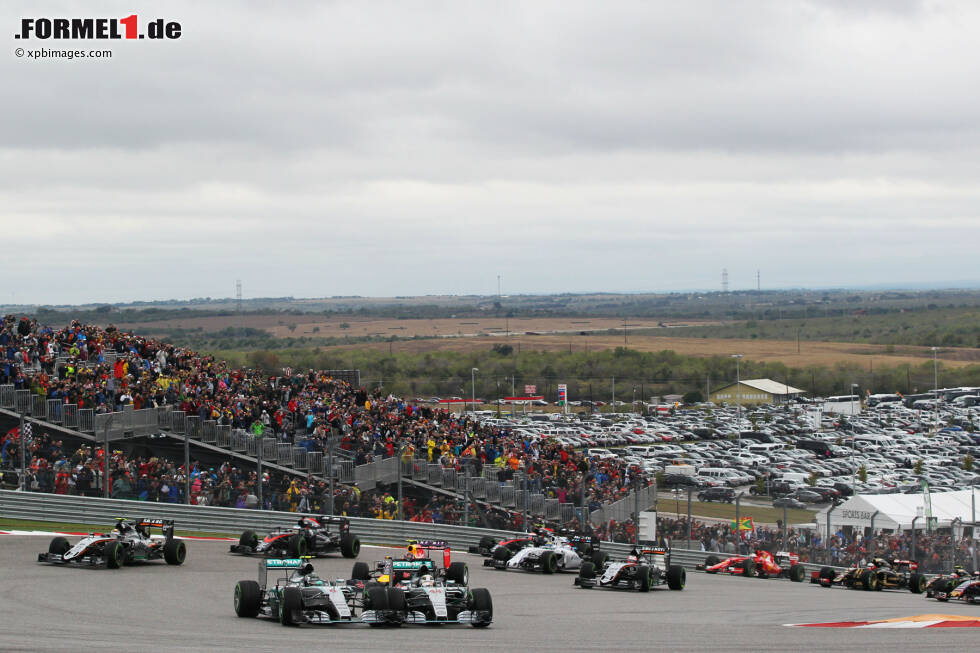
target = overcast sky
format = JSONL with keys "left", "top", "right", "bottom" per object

{"left": 3, "top": 1, "right": 980, "bottom": 305}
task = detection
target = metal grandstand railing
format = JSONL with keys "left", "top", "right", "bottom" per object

{"left": 0, "top": 384, "right": 644, "bottom": 525}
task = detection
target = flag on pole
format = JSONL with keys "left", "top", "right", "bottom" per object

{"left": 731, "top": 517, "right": 754, "bottom": 532}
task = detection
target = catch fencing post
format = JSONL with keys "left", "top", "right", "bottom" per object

{"left": 184, "top": 426, "right": 190, "bottom": 505}
{"left": 257, "top": 436, "right": 263, "bottom": 510}
{"left": 18, "top": 410, "right": 26, "bottom": 491}
{"left": 686, "top": 488, "right": 692, "bottom": 549}
{"left": 868, "top": 511, "right": 879, "bottom": 559}
{"left": 103, "top": 414, "right": 114, "bottom": 499}
{"left": 782, "top": 504, "right": 788, "bottom": 552}
{"left": 825, "top": 503, "right": 836, "bottom": 565}
{"left": 911, "top": 515, "right": 920, "bottom": 561}
{"left": 735, "top": 492, "right": 743, "bottom": 554}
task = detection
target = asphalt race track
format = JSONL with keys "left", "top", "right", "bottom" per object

{"left": 1, "top": 535, "right": 977, "bottom": 652}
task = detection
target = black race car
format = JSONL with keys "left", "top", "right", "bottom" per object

{"left": 812, "top": 558, "right": 927, "bottom": 593}
{"left": 574, "top": 546, "right": 685, "bottom": 592}
{"left": 37, "top": 518, "right": 186, "bottom": 568}
{"left": 231, "top": 516, "right": 360, "bottom": 558}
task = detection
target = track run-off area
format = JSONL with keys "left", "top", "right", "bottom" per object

{"left": 1, "top": 534, "right": 977, "bottom": 652}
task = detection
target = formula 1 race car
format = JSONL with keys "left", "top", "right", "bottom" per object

{"left": 234, "top": 558, "right": 358, "bottom": 625}
{"left": 944, "top": 577, "right": 980, "bottom": 604}
{"left": 574, "top": 546, "right": 686, "bottom": 592}
{"left": 37, "top": 518, "right": 186, "bottom": 569}
{"left": 352, "top": 540, "right": 470, "bottom": 587}
{"left": 468, "top": 533, "right": 534, "bottom": 557}
{"left": 351, "top": 541, "right": 492, "bottom": 627}
{"left": 230, "top": 516, "right": 360, "bottom": 559}
{"left": 811, "top": 558, "right": 927, "bottom": 592}
{"left": 926, "top": 566, "right": 980, "bottom": 601}
{"left": 484, "top": 529, "right": 605, "bottom": 574}
{"left": 696, "top": 549, "right": 806, "bottom": 582}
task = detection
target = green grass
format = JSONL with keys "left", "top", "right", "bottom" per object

{"left": 0, "top": 517, "right": 235, "bottom": 539}
{"left": 656, "top": 499, "right": 816, "bottom": 525}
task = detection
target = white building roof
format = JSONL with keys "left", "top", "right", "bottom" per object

{"left": 816, "top": 489, "right": 978, "bottom": 530}
{"left": 716, "top": 378, "right": 806, "bottom": 396}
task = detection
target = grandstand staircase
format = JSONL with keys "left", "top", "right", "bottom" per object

{"left": 0, "top": 384, "right": 654, "bottom": 525}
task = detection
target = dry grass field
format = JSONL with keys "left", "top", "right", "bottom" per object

{"left": 117, "top": 315, "right": 705, "bottom": 339}
{"left": 322, "top": 333, "right": 978, "bottom": 369}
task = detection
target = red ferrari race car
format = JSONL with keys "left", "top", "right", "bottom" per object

{"left": 696, "top": 549, "right": 807, "bottom": 582}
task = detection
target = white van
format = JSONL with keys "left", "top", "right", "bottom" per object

{"left": 698, "top": 468, "right": 737, "bottom": 485}
{"left": 746, "top": 442, "right": 784, "bottom": 456}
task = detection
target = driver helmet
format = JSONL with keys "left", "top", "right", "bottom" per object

{"left": 420, "top": 574, "right": 435, "bottom": 587}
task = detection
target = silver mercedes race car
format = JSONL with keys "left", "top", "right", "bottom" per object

{"left": 234, "top": 558, "right": 358, "bottom": 625}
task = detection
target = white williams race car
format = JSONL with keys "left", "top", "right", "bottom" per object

{"left": 485, "top": 531, "right": 606, "bottom": 574}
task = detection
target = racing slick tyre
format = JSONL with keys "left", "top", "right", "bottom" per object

{"left": 234, "top": 580, "right": 262, "bottom": 618}
{"left": 789, "top": 564, "right": 806, "bottom": 583}
{"left": 164, "top": 539, "right": 186, "bottom": 565}
{"left": 591, "top": 551, "right": 610, "bottom": 572}
{"left": 541, "top": 551, "right": 558, "bottom": 574}
{"left": 861, "top": 572, "right": 878, "bottom": 591}
{"left": 365, "top": 586, "right": 389, "bottom": 627}
{"left": 740, "top": 559, "right": 756, "bottom": 577}
{"left": 579, "top": 561, "right": 596, "bottom": 581}
{"left": 447, "top": 561, "right": 469, "bottom": 585}
{"left": 279, "top": 586, "right": 303, "bottom": 626}
{"left": 387, "top": 587, "right": 406, "bottom": 614}
{"left": 351, "top": 561, "right": 371, "bottom": 581}
{"left": 287, "top": 534, "right": 308, "bottom": 558}
{"left": 637, "top": 565, "right": 652, "bottom": 592}
{"left": 340, "top": 533, "right": 360, "bottom": 558}
{"left": 238, "top": 530, "right": 258, "bottom": 551}
{"left": 478, "top": 535, "right": 497, "bottom": 553}
{"left": 492, "top": 545, "right": 512, "bottom": 568}
{"left": 819, "top": 567, "right": 835, "bottom": 586}
{"left": 667, "top": 565, "right": 686, "bottom": 590}
{"left": 705, "top": 555, "right": 721, "bottom": 570}
{"left": 48, "top": 536, "right": 70, "bottom": 555}
{"left": 909, "top": 573, "right": 926, "bottom": 594}
{"left": 468, "top": 588, "right": 493, "bottom": 628}
{"left": 105, "top": 541, "right": 125, "bottom": 569}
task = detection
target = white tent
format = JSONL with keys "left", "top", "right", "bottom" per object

{"left": 816, "top": 489, "right": 979, "bottom": 531}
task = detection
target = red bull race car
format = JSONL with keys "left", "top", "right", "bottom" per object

{"left": 696, "top": 549, "right": 806, "bottom": 582}
{"left": 231, "top": 516, "right": 360, "bottom": 558}
{"left": 37, "top": 518, "right": 186, "bottom": 569}
{"left": 926, "top": 566, "right": 980, "bottom": 601}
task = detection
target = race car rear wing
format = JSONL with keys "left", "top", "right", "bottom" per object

{"left": 312, "top": 516, "right": 351, "bottom": 531}
{"left": 409, "top": 540, "right": 449, "bottom": 549}
{"left": 259, "top": 557, "right": 308, "bottom": 589}
{"left": 117, "top": 518, "right": 175, "bottom": 541}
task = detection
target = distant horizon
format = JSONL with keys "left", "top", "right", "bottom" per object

{"left": 4, "top": 280, "right": 980, "bottom": 311}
